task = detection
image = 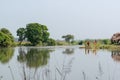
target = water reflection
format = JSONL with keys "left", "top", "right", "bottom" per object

{"left": 85, "top": 49, "right": 97, "bottom": 55}
{"left": 55, "top": 57, "right": 74, "bottom": 80}
{"left": 62, "top": 48, "right": 74, "bottom": 55}
{"left": 17, "top": 47, "right": 53, "bottom": 68}
{"left": 53, "top": 48, "right": 75, "bottom": 80}
{"left": 17, "top": 47, "right": 54, "bottom": 80}
{"left": 0, "top": 48, "right": 14, "bottom": 64}
{"left": 111, "top": 50, "right": 120, "bottom": 62}
{"left": 2, "top": 47, "right": 120, "bottom": 80}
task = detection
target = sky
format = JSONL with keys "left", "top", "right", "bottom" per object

{"left": 0, "top": 0, "right": 120, "bottom": 40}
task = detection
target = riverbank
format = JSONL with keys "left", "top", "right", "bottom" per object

{"left": 79, "top": 44, "right": 120, "bottom": 50}
{"left": 99, "top": 45, "right": 120, "bottom": 50}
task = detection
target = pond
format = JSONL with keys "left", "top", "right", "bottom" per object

{"left": 0, "top": 46, "right": 120, "bottom": 80}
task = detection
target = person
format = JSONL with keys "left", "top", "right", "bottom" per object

{"left": 94, "top": 40, "right": 97, "bottom": 49}
{"left": 94, "top": 40, "right": 97, "bottom": 44}
{"left": 87, "top": 41, "right": 90, "bottom": 47}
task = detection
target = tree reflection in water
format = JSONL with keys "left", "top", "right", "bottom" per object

{"left": 17, "top": 48, "right": 75, "bottom": 80}
{"left": 17, "top": 47, "right": 53, "bottom": 80}
{"left": 54, "top": 48, "right": 75, "bottom": 80}
{"left": 0, "top": 48, "right": 14, "bottom": 64}
{"left": 0, "top": 48, "right": 14, "bottom": 80}
{"left": 62, "top": 48, "right": 74, "bottom": 55}
{"left": 83, "top": 48, "right": 104, "bottom": 80}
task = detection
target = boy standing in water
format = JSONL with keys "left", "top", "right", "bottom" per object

{"left": 94, "top": 40, "right": 97, "bottom": 49}
{"left": 87, "top": 41, "right": 90, "bottom": 47}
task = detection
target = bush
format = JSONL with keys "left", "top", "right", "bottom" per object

{"left": 47, "top": 38, "right": 56, "bottom": 46}
{"left": 78, "top": 40, "right": 83, "bottom": 45}
{"left": 102, "top": 39, "right": 111, "bottom": 45}
{"left": 0, "top": 32, "right": 13, "bottom": 47}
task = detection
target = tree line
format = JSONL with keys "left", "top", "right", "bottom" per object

{"left": 0, "top": 22, "right": 113, "bottom": 47}
{"left": 0, "top": 23, "right": 75, "bottom": 47}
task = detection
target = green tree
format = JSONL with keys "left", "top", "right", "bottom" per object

{"left": 47, "top": 38, "right": 56, "bottom": 46}
{"left": 0, "top": 28, "right": 14, "bottom": 47}
{"left": 1, "top": 28, "right": 14, "bottom": 42}
{"left": 62, "top": 34, "right": 74, "bottom": 44}
{"left": 17, "top": 28, "right": 26, "bottom": 45}
{"left": 1, "top": 28, "right": 11, "bottom": 35}
{"left": 41, "top": 25, "right": 50, "bottom": 43}
{"left": 26, "top": 23, "right": 50, "bottom": 46}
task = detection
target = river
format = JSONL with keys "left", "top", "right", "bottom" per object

{"left": 0, "top": 46, "right": 120, "bottom": 80}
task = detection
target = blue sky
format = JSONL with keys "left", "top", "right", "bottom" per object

{"left": 0, "top": 0, "right": 120, "bottom": 40}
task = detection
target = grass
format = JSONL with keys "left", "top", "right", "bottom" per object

{"left": 82, "top": 41, "right": 120, "bottom": 50}
{"left": 14, "top": 40, "right": 120, "bottom": 51}
{"left": 15, "top": 41, "right": 31, "bottom": 46}
{"left": 99, "top": 44, "right": 120, "bottom": 50}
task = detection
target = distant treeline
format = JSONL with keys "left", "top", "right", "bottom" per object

{"left": 0, "top": 23, "right": 113, "bottom": 47}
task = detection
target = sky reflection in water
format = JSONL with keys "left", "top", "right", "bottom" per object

{"left": 0, "top": 46, "right": 120, "bottom": 80}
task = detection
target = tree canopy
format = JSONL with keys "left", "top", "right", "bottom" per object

{"left": 17, "top": 23, "right": 56, "bottom": 46}
{"left": 26, "top": 23, "right": 50, "bottom": 45}
{"left": 0, "top": 28, "right": 14, "bottom": 47}
{"left": 62, "top": 34, "right": 74, "bottom": 43}
{"left": 17, "top": 28, "right": 26, "bottom": 45}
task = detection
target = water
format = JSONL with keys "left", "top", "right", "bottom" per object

{"left": 0, "top": 46, "right": 120, "bottom": 80}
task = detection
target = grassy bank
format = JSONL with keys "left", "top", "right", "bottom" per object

{"left": 80, "top": 40, "right": 120, "bottom": 50}
{"left": 80, "top": 44, "right": 120, "bottom": 51}
{"left": 99, "top": 45, "right": 120, "bottom": 50}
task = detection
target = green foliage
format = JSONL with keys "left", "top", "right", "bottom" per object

{"left": 81, "top": 39, "right": 112, "bottom": 49}
{"left": 99, "top": 45, "right": 120, "bottom": 50}
{"left": 102, "top": 39, "right": 111, "bottom": 45}
{"left": 78, "top": 40, "right": 83, "bottom": 45}
{"left": 1, "top": 28, "right": 12, "bottom": 35}
{"left": 56, "top": 40, "right": 69, "bottom": 45}
{"left": 26, "top": 23, "right": 50, "bottom": 46}
{"left": 41, "top": 25, "right": 50, "bottom": 43}
{"left": 47, "top": 38, "right": 56, "bottom": 46}
{"left": 26, "top": 23, "right": 42, "bottom": 45}
{"left": 17, "top": 28, "right": 26, "bottom": 45}
{"left": 1, "top": 28, "right": 14, "bottom": 42}
{"left": 62, "top": 34, "right": 74, "bottom": 44}
{"left": 0, "top": 28, "right": 14, "bottom": 47}
{"left": 16, "top": 23, "right": 56, "bottom": 46}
